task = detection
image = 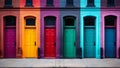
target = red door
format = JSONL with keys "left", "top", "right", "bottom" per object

{"left": 44, "top": 28, "right": 56, "bottom": 57}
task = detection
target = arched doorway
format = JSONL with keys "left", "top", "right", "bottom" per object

{"left": 44, "top": 16, "right": 56, "bottom": 58}
{"left": 23, "top": 16, "right": 37, "bottom": 58}
{"left": 63, "top": 16, "right": 76, "bottom": 58}
{"left": 105, "top": 15, "right": 116, "bottom": 58}
{"left": 84, "top": 16, "right": 96, "bottom": 58}
{"left": 4, "top": 16, "right": 16, "bottom": 58}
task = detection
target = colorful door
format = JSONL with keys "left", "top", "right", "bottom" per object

{"left": 44, "top": 28, "right": 56, "bottom": 57}
{"left": 64, "top": 29, "right": 76, "bottom": 58}
{"left": 84, "top": 28, "right": 95, "bottom": 58}
{"left": 105, "top": 28, "right": 116, "bottom": 58}
{"left": 4, "top": 28, "right": 16, "bottom": 58}
{"left": 23, "top": 29, "right": 37, "bottom": 58}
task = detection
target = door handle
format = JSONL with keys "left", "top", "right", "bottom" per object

{"left": 34, "top": 41, "right": 36, "bottom": 46}
{"left": 14, "top": 42, "right": 16, "bottom": 46}
{"left": 0, "top": 49, "right": 1, "bottom": 56}
{"left": 54, "top": 42, "right": 56, "bottom": 46}
{"left": 114, "top": 42, "right": 116, "bottom": 46}
{"left": 94, "top": 42, "right": 95, "bottom": 46}
{"left": 74, "top": 42, "right": 76, "bottom": 46}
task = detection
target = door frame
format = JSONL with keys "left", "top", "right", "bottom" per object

{"left": 40, "top": 15, "right": 60, "bottom": 58}
{"left": 63, "top": 16, "right": 76, "bottom": 58}
{"left": 83, "top": 16, "right": 96, "bottom": 58}
{"left": 81, "top": 15, "right": 101, "bottom": 59}
{"left": 104, "top": 15, "right": 117, "bottom": 58}
{"left": 22, "top": 16, "right": 37, "bottom": 58}
{"left": 1, "top": 15, "right": 18, "bottom": 58}
{"left": 101, "top": 14, "right": 119, "bottom": 58}
{"left": 44, "top": 16, "right": 56, "bottom": 58}
{"left": 61, "top": 16, "right": 80, "bottom": 58}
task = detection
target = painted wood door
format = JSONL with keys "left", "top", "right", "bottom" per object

{"left": 24, "top": 29, "right": 37, "bottom": 58}
{"left": 44, "top": 28, "right": 56, "bottom": 57}
{"left": 84, "top": 28, "right": 95, "bottom": 58}
{"left": 105, "top": 28, "right": 116, "bottom": 58}
{"left": 4, "top": 28, "right": 16, "bottom": 58}
{"left": 64, "top": 29, "right": 76, "bottom": 58}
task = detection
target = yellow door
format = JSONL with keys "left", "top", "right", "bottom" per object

{"left": 23, "top": 29, "right": 37, "bottom": 58}
{"left": 30, "top": 29, "right": 37, "bottom": 58}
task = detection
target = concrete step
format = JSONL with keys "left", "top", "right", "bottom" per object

{"left": 0, "top": 59, "right": 120, "bottom": 67}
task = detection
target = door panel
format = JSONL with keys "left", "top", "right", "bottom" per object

{"left": 45, "top": 28, "right": 56, "bottom": 57}
{"left": 105, "top": 28, "right": 116, "bottom": 58}
{"left": 24, "top": 29, "right": 36, "bottom": 58}
{"left": 31, "top": 29, "right": 37, "bottom": 57}
{"left": 64, "top": 29, "right": 76, "bottom": 58}
{"left": 4, "top": 28, "right": 16, "bottom": 58}
{"left": 84, "top": 28, "right": 95, "bottom": 58}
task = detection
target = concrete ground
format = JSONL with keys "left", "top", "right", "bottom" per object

{"left": 0, "top": 59, "right": 120, "bottom": 67}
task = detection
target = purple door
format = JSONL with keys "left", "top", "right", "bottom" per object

{"left": 4, "top": 28, "right": 16, "bottom": 58}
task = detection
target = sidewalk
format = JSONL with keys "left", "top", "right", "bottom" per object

{"left": 0, "top": 59, "right": 120, "bottom": 67}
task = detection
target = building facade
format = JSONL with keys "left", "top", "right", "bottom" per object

{"left": 20, "top": 0, "right": 40, "bottom": 58}
{"left": 0, "top": 0, "right": 120, "bottom": 59}
{"left": 101, "top": 0, "right": 120, "bottom": 58}
{"left": 80, "top": 0, "right": 101, "bottom": 59}
{"left": 60, "top": 0, "right": 80, "bottom": 58}
{"left": 0, "top": 0, "right": 20, "bottom": 58}
{"left": 40, "top": 0, "right": 60, "bottom": 58}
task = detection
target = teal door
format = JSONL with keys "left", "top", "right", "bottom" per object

{"left": 84, "top": 28, "right": 95, "bottom": 58}
{"left": 64, "top": 29, "right": 76, "bottom": 58}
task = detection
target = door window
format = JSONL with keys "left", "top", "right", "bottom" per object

{"left": 26, "top": 18, "right": 35, "bottom": 26}
{"left": 45, "top": 16, "right": 56, "bottom": 26}
{"left": 4, "top": 16, "right": 16, "bottom": 26}
{"left": 84, "top": 16, "right": 96, "bottom": 26}
{"left": 65, "top": 18, "right": 74, "bottom": 26}
{"left": 105, "top": 15, "right": 116, "bottom": 26}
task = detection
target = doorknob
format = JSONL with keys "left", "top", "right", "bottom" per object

{"left": 54, "top": 42, "right": 56, "bottom": 46}
{"left": 114, "top": 42, "right": 116, "bottom": 46}
{"left": 74, "top": 42, "right": 76, "bottom": 46}
{"left": 0, "top": 49, "right": 2, "bottom": 56}
{"left": 14, "top": 42, "right": 16, "bottom": 46}
{"left": 34, "top": 41, "right": 36, "bottom": 46}
{"left": 94, "top": 42, "right": 95, "bottom": 46}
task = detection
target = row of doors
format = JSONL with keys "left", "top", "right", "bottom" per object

{"left": 84, "top": 28, "right": 116, "bottom": 58}
{"left": 3, "top": 16, "right": 116, "bottom": 58}
{"left": 4, "top": 27, "right": 116, "bottom": 58}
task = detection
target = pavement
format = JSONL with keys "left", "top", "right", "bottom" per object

{"left": 0, "top": 59, "right": 120, "bottom": 67}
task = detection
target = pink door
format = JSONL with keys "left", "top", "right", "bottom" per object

{"left": 4, "top": 28, "right": 16, "bottom": 58}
